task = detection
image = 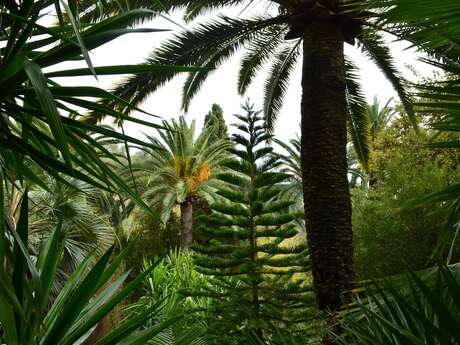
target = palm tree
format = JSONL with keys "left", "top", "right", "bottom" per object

{"left": 76, "top": 0, "right": 415, "bottom": 313}
{"left": 133, "top": 117, "right": 231, "bottom": 248}
{"left": 367, "top": 96, "right": 397, "bottom": 143}
{"left": 274, "top": 136, "right": 303, "bottom": 205}
{"left": 28, "top": 176, "right": 115, "bottom": 296}
{"left": 29, "top": 177, "right": 114, "bottom": 266}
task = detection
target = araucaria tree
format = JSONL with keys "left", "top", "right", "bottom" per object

{"left": 78, "top": 0, "right": 415, "bottom": 313}
{"left": 133, "top": 117, "right": 231, "bottom": 248}
{"left": 190, "top": 104, "right": 315, "bottom": 342}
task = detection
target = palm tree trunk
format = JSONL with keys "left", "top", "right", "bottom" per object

{"left": 300, "top": 20, "right": 354, "bottom": 314}
{"left": 180, "top": 200, "right": 193, "bottom": 248}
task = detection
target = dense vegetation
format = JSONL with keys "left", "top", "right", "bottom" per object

{"left": 1, "top": 1, "right": 459, "bottom": 345}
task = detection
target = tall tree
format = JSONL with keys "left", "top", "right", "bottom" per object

{"left": 203, "top": 103, "right": 229, "bottom": 142}
{"left": 190, "top": 104, "right": 315, "bottom": 342}
{"left": 77, "top": 0, "right": 415, "bottom": 314}
{"left": 133, "top": 117, "right": 231, "bottom": 248}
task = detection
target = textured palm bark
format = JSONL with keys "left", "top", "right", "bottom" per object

{"left": 301, "top": 20, "right": 354, "bottom": 314}
{"left": 180, "top": 200, "right": 193, "bottom": 248}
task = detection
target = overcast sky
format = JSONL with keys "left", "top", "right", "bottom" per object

{"left": 54, "top": 5, "right": 435, "bottom": 143}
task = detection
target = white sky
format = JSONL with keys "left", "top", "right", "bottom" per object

{"left": 52, "top": 5, "right": 435, "bottom": 143}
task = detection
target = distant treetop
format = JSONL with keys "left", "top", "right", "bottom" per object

{"left": 203, "top": 103, "right": 229, "bottom": 141}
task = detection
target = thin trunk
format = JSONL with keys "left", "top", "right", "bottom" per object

{"left": 300, "top": 20, "right": 354, "bottom": 315}
{"left": 180, "top": 201, "right": 193, "bottom": 248}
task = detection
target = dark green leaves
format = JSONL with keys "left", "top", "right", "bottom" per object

{"left": 0, "top": 197, "right": 173, "bottom": 345}
{"left": 0, "top": 2, "right": 205, "bottom": 217}
{"left": 23, "top": 60, "right": 72, "bottom": 168}
{"left": 189, "top": 103, "right": 316, "bottom": 340}
{"left": 334, "top": 264, "right": 460, "bottom": 345}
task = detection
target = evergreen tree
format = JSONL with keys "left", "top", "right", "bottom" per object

{"left": 190, "top": 104, "right": 316, "bottom": 343}
{"left": 203, "top": 103, "right": 229, "bottom": 141}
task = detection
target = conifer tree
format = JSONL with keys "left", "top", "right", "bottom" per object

{"left": 203, "top": 103, "right": 229, "bottom": 142}
{"left": 190, "top": 103, "right": 316, "bottom": 343}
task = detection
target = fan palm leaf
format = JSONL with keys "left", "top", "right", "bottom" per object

{"left": 29, "top": 176, "right": 114, "bottom": 271}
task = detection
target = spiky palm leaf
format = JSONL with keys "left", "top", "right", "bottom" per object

{"left": 0, "top": 1, "right": 203, "bottom": 215}
{"left": 0, "top": 189, "right": 177, "bottom": 345}
{"left": 333, "top": 264, "right": 460, "bottom": 345}
{"left": 345, "top": 60, "right": 371, "bottom": 171}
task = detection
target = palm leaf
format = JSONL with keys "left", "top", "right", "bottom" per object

{"left": 263, "top": 40, "right": 302, "bottom": 132}
{"left": 345, "top": 59, "right": 371, "bottom": 172}
{"left": 111, "top": 15, "right": 285, "bottom": 113}
{"left": 358, "top": 29, "right": 415, "bottom": 128}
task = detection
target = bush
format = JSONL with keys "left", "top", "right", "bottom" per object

{"left": 353, "top": 121, "right": 460, "bottom": 278}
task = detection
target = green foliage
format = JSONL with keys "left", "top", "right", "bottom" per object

{"left": 0, "top": 1, "right": 200, "bottom": 214}
{"left": 333, "top": 264, "right": 460, "bottom": 345}
{"left": 0, "top": 190, "right": 176, "bottom": 345}
{"left": 203, "top": 104, "right": 229, "bottom": 142}
{"left": 131, "top": 116, "right": 231, "bottom": 224}
{"left": 357, "top": 0, "right": 460, "bottom": 217}
{"left": 127, "top": 250, "right": 210, "bottom": 345}
{"left": 353, "top": 120, "right": 460, "bottom": 278}
{"left": 28, "top": 176, "right": 115, "bottom": 270}
{"left": 189, "top": 104, "right": 317, "bottom": 343}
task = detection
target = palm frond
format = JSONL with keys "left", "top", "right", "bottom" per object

{"left": 237, "top": 24, "right": 288, "bottom": 95}
{"left": 111, "top": 15, "right": 285, "bottom": 113}
{"left": 358, "top": 29, "right": 415, "bottom": 127}
{"left": 263, "top": 40, "right": 302, "bottom": 133}
{"left": 360, "top": 0, "right": 460, "bottom": 60}
{"left": 345, "top": 59, "right": 371, "bottom": 172}
{"left": 333, "top": 264, "right": 460, "bottom": 345}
